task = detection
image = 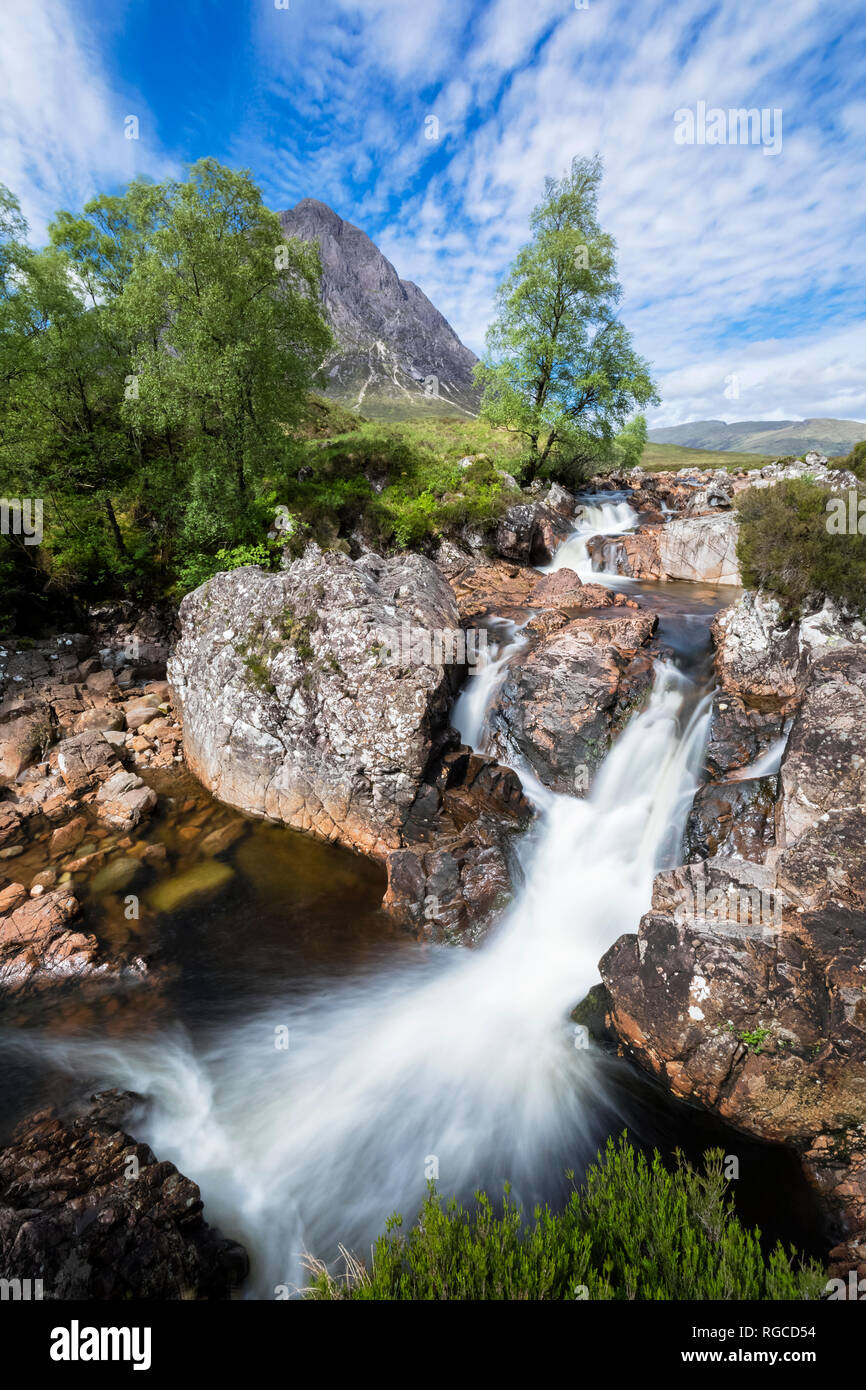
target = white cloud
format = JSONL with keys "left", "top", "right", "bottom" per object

{"left": 0, "top": 0, "right": 174, "bottom": 241}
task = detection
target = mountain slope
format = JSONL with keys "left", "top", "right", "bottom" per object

{"left": 648, "top": 418, "right": 866, "bottom": 458}
{"left": 278, "top": 199, "right": 479, "bottom": 419}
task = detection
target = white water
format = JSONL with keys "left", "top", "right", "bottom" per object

{"left": 542, "top": 497, "right": 639, "bottom": 580}
{"left": 21, "top": 657, "right": 711, "bottom": 1297}
{"left": 728, "top": 735, "right": 789, "bottom": 782}
{"left": 451, "top": 617, "right": 530, "bottom": 751}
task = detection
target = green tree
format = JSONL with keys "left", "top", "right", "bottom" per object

{"left": 118, "top": 159, "right": 332, "bottom": 554}
{"left": 475, "top": 154, "right": 658, "bottom": 484}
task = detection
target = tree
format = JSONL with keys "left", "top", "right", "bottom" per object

{"left": 118, "top": 159, "right": 332, "bottom": 552}
{"left": 475, "top": 154, "right": 658, "bottom": 483}
{"left": 0, "top": 161, "right": 333, "bottom": 613}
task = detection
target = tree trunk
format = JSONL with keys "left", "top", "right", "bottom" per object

{"left": 104, "top": 497, "right": 126, "bottom": 555}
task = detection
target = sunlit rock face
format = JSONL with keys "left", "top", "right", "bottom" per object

{"left": 278, "top": 198, "right": 479, "bottom": 417}
{"left": 588, "top": 513, "right": 742, "bottom": 585}
{"left": 169, "top": 545, "right": 463, "bottom": 858}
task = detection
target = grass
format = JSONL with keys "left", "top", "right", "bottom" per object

{"left": 639, "top": 441, "right": 776, "bottom": 473}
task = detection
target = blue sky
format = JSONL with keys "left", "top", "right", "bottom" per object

{"left": 2, "top": 0, "right": 865, "bottom": 425}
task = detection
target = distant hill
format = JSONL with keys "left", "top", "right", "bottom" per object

{"left": 278, "top": 199, "right": 479, "bottom": 419}
{"left": 647, "top": 418, "right": 866, "bottom": 458}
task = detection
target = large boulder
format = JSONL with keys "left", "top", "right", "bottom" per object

{"left": 488, "top": 610, "right": 657, "bottom": 793}
{"left": 168, "top": 547, "right": 464, "bottom": 857}
{"left": 494, "top": 502, "right": 571, "bottom": 565}
{"left": 0, "top": 1091, "right": 248, "bottom": 1299}
{"left": 588, "top": 514, "right": 741, "bottom": 585}
{"left": 776, "top": 648, "right": 866, "bottom": 849}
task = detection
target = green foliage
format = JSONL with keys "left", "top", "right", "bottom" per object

{"left": 736, "top": 477, "right": 866, "bottom": 619}
{"left": 285, "top": 421, "right": 511, "bottom": 553}
{"left": 475, "top": 154, "right": 659, "bottom": 484}
{"left": 305, "top": 1136, "right": 825, "bottom": 1301}
{"left": 0, "top": 162, "right": 332, "bottom": 630}
{"left": 839, "top": 439, "right": 866, "bottom": 479}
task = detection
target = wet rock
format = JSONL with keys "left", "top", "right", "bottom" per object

{"left": 49, "top": 814, "right": 89, "bottom": 858}
{"left": 198, "top": 820, "right": 248, "bottom": 857}
{"left": 684, "top": 776, "right": 777, "bottom": 862}
{"left": 490, "top": 611, "right": 657, "bottom": 793}
{"left": 0, "top": 1091, "right": 248, "bottom": 1299}
{"left": 148, "top": 860, "right": 234, "bottom": 914}
{"left": 90, "top": 857, "right": 143, "bottom": 895}
{"left": 704, "top": 695, "right": 786, "bottom": 780}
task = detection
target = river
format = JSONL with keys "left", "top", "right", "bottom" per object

{"left": 0, "top": 496, "right": 829, "bottom": 1295}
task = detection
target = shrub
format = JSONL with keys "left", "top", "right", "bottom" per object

{"left": 736, "top": 477, "right": 866, "bottom": 620}
{"left": 304, "top": 1136, "right": 826, "bottom": 1301}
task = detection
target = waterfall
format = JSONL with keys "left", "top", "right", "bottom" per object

{"left": 451, "top": 617, "right": 530, "bottom": 751}
{"left": 543, "top": 496, "right": 639, "bottom": 580}
{"left": 14, "top": 657, "right": 711, "bottom": 1298}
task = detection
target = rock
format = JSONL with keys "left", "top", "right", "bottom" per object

{"left": 489, "top": 612, "right": 657, "bottom": 793}
{"left": 776, "top": 649, "right": 866, "bottom": 849}
{"left": 0, "top": 883, "right": 26, "bottom": 914}
{"left": 123, "top": 696, "right": 162, "bottom": 731}
{"left": 0, "top": 889, "right": 104, "bottom": 993}
{"left": 49, "top": 814, "right": 89, "bottom": 858}
{"left": 0, "top": 701, "right": 53, "bottom": 786}
{"left": 712, "top": 592, "right": 804, "bottom": 708}
{"left": 589, "top": 513, "right": 741, "bottom": 585}
{"left": 198, "top": 820, "right": 248, "bottom": 857}
{"left": 90, "top": 857, "right": 143, "bottom": 895}
{"left": 543, "top": 482, "right": 576, "bottom": 518}
{"left": 84, "top": 668, "right": 121, "bottom": 699}
{"left": 148, "top": 860, "right": 235, "bottom": 914}
{"left": 0, "top": 802, "right": 25, "bottom": 850}
{"left": 443, "top": 559, "right": 538, "bottom": 621}
{"left": 73, "top": 707, "right": 125, "bottom": 735}
{"left": 94, "top": 771, "right": 158, "bottom": 833}
{"left": 704, "top": 696, "right": 786, "bottom": 780}
{"left": 0, "top": 1091, "right": 248, "bottom": 1299}
{"left": 602, "top": 644, "right": 866, "bottom": 1257}
{"left": 50, "top": 730, "right": 121, "bottom": 794}
{"left": 685, "top": 777, "right": 777, "bottom": 862}
{"left": 168, "top": 547, "right": 462, "bottom": 858}
{"left": 494, "top": 502, "right": 571, "bottom": 565}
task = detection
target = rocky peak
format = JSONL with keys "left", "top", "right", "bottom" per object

{"left": 278, "top": 198, "right": 479, "bottom": 418}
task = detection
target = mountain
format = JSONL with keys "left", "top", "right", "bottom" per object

{"left": 647, "top": 418, "right": 866, "bottom": 458}
{"left": 278, "top": 199, "right": 479, "bottom": 419}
